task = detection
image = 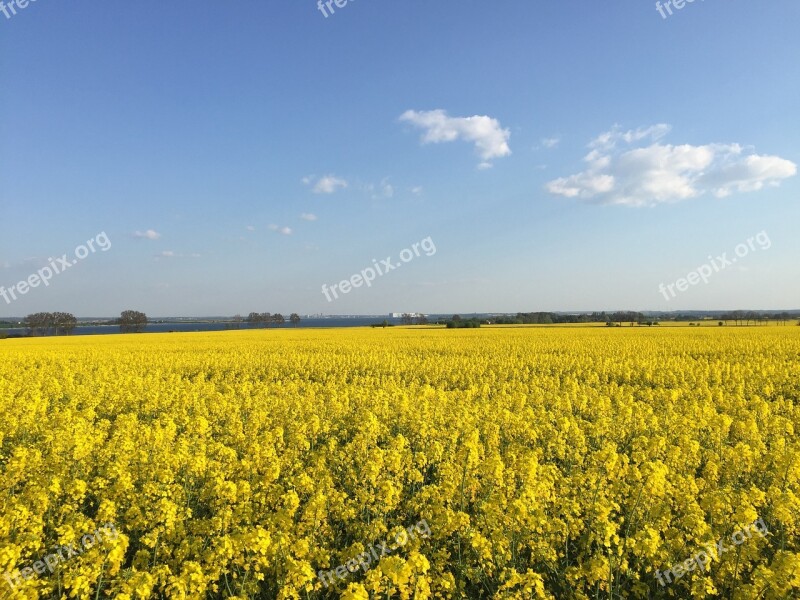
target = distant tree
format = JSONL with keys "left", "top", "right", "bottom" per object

{"left": 24, "top": 312, "right": 53, "bottom": 336}
{"left": 119, "top": 310, "right": 147, "bottom": 334}
{"left": 381, "top": 319, "right": 389, "bottom": 328}
{"left": 415, "top": 314, "right": 429, "bottom": 325}
{"left": 271, "top": 313, "right": 285, "bottom": 327}
{"left": 452, "top": 315, "right": 462, "bottom": 323}
{"left": 290, "top": 313, "right": 301, "bottom": 327}
{"left": 52, "top": 312, "right": 77, "bottom": 335}
{"left": 446, "top": 317, "right": 481, "bottom": 329}
{"left": 232, "top": 314, "right": 243, "bottom": 329}
{"left": 401, "top": 313, "right": 414, "bottom": 325}
{"left": 247, "top": 312, "right": 273, "bottom": 328}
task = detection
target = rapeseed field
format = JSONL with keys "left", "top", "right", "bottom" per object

{"left": 1, "top": 327, "right": 799, "bottom": 599}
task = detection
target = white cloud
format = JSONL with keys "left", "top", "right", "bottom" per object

{"left": 300, "top": 213, "right": 317, "bottom": 221}
{"left": 400, "top": 109, "right": 511, "bottom": 166}
{"left": 0, "top": 256, "right": 49, "bottom": 270}
{"left": 155, "top": 251, "right": 200, "bottom": 259}
{"left": 540, "top": 136, "right": 560, "bottom": 149}
{"left": 546, "top": 125, "right": 796, "bottom": 207}
{"left": 246, "top": 225, "right": 256, "bottom": 231}
{"left": 364, "top": 178, "right": 394, "bottom": 199}
{"left": 411, "top": 186, "right": 423, "bottom": 196}
{"left": 268, "top": 224, "right": 292, "bottom": 235}
{"left": 134, "top": 229, "right": 161, "bottom": 240}
{"left": 304, "top": 174, "right": 348, "bottom": 194}
{"left": 590, "top": 124, "right": 671, "bottom": 151}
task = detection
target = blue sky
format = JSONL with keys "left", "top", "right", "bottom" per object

{"left": 1, "top": 0, "right": 798, "bottom": 317}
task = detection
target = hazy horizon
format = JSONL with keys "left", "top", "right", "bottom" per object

{"left": 4, "top": 309, "right": 800, "bottom": 323}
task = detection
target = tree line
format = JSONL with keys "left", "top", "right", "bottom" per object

{"left": 443, "top": 315, "right": 482, "bottom": 328}
{"left": 241, "top": 313, "right": 301, "bottom": 328}
{"left": 717, "top": 311, "right": 795, "bottom": 326}
{"left": 491, "top": 312, "right": 648, "bottom": 325}
{"left": 12, "top": 310, "right": 304, "bottom": 337}
{"left": 22, "top": 312, "right": 78, "bottom": 336}
{"left": 490, "top": 311, "right": 798, "bottom": 326}
{"left": 19, "top": 310, "right": 149, "bottom": 336}
{"left": 399, "top": 313, "right": 429, "bottom": 325}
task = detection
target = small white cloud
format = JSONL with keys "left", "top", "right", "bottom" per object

{"left": 134, "top": 229, "right": 161, "bottom": 240}
{"left": 410, "top": 186, "right": 423, "bottom": 196}
{"left": 380, "top": 178, "right": 394, "bottom": 198}
{"left": 590, "top": 124, "right": 671, "bottom": 151}
{"left": 477, "top": 162, "right": 493, "bottom": 170}
{"left": 400, "top": 109, "right": 511, "bottom": 167}
{"left": 546, "top": 125, "right": 796, "bottom": 207}
{"left": 547, "top": 173, "right": 615, "bottom": 198}
{"left": 19, "top": 257, "right": 46, "bottom": 268}
{"left": 246, "top": 225, "right": 256, "bottom": 231}
{"left": 540, "top": 136, "right": 560, "bottom": 149}
{"left": 364, "top": 177, "right": 394, "bottom": 199}
{"left": 155, "top": 250, "right": 201, "bottom": 259}
{"left": 300, "top": 213, "right": 317, "bottom": 221}
{"left": 305, "top": 175, "right": 348, "bottom": 194}
{"left": 267, "top": 224, "right": 292, "bottom": 235}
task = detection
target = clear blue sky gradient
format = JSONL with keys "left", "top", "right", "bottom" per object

{"left": 1, "top": 1, "right": 798, "bottom": 316}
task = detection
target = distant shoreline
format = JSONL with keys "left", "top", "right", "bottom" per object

{"left": 2, "top": 317, "right": 798, "bottom": 339}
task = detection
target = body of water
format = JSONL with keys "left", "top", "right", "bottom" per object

{"left": 2, "top": 317, "right": 409, "bottom": 337}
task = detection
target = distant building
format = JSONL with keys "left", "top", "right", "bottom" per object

{"left": 390, "top": 312, "right": 424, "bottom": 318}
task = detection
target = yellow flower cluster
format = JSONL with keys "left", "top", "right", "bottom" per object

{"left": 1, "top": 326, "right": 799, "bottom": 599}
